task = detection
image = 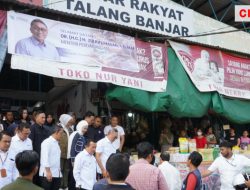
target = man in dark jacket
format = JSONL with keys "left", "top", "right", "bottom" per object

{"left": 3, "top": 111, "right": 14, "bottom": 131}
{"left": 87, "top": 116, "right": 104, "bottom": 142}
{"left": 29, "top": 110, "right": 50, "bottom": 186}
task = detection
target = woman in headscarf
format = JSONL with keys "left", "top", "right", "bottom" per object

{"left": 58, "top": 114, "right": 74, "bottom": 190}
{"left": 67, "top": 120, "right": 88, "bottom": 190}
{"left": 68, "top": 120, "right": 88, "bottom": 164}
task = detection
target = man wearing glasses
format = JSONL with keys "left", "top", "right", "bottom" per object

{"left": 9, "top": 122, "right": 32, "bottom": 158}
{"left": 202, "top": 141, "right": 250, "bottom": 190}
{"left": 15, "top": 19, "right": 60, "bottom": 61}
{"left": 9, "top": 122, "right": 33, "bottom": 180}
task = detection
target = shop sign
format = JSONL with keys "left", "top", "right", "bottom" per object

{"left": 16, "top": 0, "right": 250, "bottom": 55}
{"left": 17, "top": 0, "right": 194, "bottom": 37}
{"left": 8, "top": 11, "right": 168, "bottom": 92}
{"left": 170, "top": 41, "right": 250, "bottom": 99}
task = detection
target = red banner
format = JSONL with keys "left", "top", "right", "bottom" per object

{"left": 0, "top": 11, "right": 7, "bottom": 38}
{"left": 170, "top": 41, "right": 250, "bottom": 99}
{"left": 8, "top": 12, "right": 168, "bottom": 92}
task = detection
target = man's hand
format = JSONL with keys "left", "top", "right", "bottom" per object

{"left": 201, "top": 170, "right": 212, "bottom": 178}
{"left": 102, "top": 169, "right": 107, "bottom": 178}
{"left": 245, "top": 180, "right": 250, "bottom": 187}
{"left": 46, "top": 170, "right": 52, "bottom": 182}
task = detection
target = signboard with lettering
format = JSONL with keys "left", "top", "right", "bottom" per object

{"left": 170, "top": 41, "right": 250, "bottom": 99}
{"left": 8, "top": 11, "right": 168, "bottom": 92}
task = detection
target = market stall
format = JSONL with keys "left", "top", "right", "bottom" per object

{"left": 168, "top": 153, "right": 220, "bottom": 190}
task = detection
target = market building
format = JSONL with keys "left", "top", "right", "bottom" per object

{"left": 1, "top": 1, "right": 250, "bottom": 188}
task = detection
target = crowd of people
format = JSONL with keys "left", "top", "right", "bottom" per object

{"left": 1, "top": 108, "right": 250, "bottom": 190}
{"left": 159, "top": 117, "right": 250, "bottom": 151}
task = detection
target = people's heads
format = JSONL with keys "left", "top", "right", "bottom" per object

{"left": 187, "top": 151, "right": 202, "bottom": 168}
{"left": 150, "top": 154, "right": 156, "bottom": 165}
{"left": 46, "top": 113, "right": 54, "bottom": 125}
{"left": 5, "top": 111, "right": 14, "bottom": 123}
{"left": 59, "top": 114, "right": 73, "bottom": 128}
{"left": 230, "top": 127, "right": 235, "bottom": 135}
{"left": 17, "top": 123, "right": 31, "bottom": 141}
{"left": 209, "top": 61, "right": 219, "bottom": 73}
{"left": 67, "top": 112, "right": 76, "bottom": 125}
{"left": 110, "top": 115, "right": 119, "bottom": 127}
{"left": 30, "top": 19, "right": 48, "bottom": 43}
{"left": 94, "top": 116, "right": 102, "bottom": 128}
{"left": 201, "top": 50, "right": 210, "bottom": 62}
{"left": 84, "top": 111, "right": 95, "bottom": 125}
{"left": 160, "top": 152, "right": 170, "bottom": 164}
{"left": 180, "top": 129, "right": 187, "bottom": 137}
{"left": 243, "top": 130, "right": 249, "bottom": 138}
{"left": 197, "top": 128, "right": 203, "bottom": 136}
{"left": 15, "top": 150, "right": 39, "bottom": 177}
{"left": 162, "top": 127, "right": 170, "bottom": 134}
{"left": 52, "top": 124, "right": 64, "bottom": 141}
{"left": 106, "top": 153, "right": 130, "bottom": 182}
{"left": 0, "top": 131, "right": 11, "bottom": 152}
{"left": 85, "top": 139, "right": 96, "bottom": 155}
{"left": 137, "top": 141, "right": 154, "bottom": 163}
{"left": 207, "top": 127, "right": 213, "bottom": 134}
{"left": 219, "top": 141, "right": 233, "bottom": 158}
{"left": 76, "top": 120, "right": 88, "bottom": 135}
{"left": 107, "top": 128, "right": 118, "bottom": 142}
{"left": 31, "top": 107, "right": 39, "bottom": 122}
{"left": 34, "top": 110, "right": 46, "bottom": 126}
{"left": 19, "top": 107, "right": 29, "bottom": 121}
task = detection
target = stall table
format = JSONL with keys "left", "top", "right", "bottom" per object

{"left": 169, "top": 153, "right": 221, "bottom": 190}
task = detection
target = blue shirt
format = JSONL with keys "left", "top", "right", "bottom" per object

{"left": 70, "top": 133, "right": 87, "bottom": 162}
{"left": 93, "top": 178, "right": 108, "bottom": 190}
{"left": 15, "top": 36, "right": 60, "bottom": 61}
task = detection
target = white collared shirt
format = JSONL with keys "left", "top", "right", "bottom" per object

{"left": 208, "top": 154, "right": 250, "bottom": 190}
{"left": 104, "top": 125, "right": 125, "bottom": 150}
{"left": 9, "top": 134, "right": 33, "bottom": 158}
{"left": 73, "top": 149, "right": 97, "bottom": 190}
{"left": 39, "top": 136, "right": 62, "bottom": 178}
{"left": 0, "top": 150, "right": 17, "bottom": 188}
{"left": 96, "top": 137, "right": 116, "bottom": 174}
{"left": 158, "top": 161, "right": 182, "bottom": 190}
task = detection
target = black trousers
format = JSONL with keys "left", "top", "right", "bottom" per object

{"left": 33, "top": 168, "right": 41, "bottom": 186}
{"left": 68, "top": 162, "right": 76, "bottom": 190}
{"left": 40, "top": 177, "right": 61, "bottom": 190}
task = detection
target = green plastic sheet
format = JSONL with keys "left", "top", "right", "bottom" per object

{"left": 106, "top": 48, "right": 250, "bottom": 124}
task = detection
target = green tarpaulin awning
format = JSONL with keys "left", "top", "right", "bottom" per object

{"left": 106, "top": 48, "right": 250, "bottom": 124}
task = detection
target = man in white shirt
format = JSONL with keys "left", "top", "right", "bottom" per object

{"left": 9, "top": 123, "right": 33, "bottom": 158}
{"left": 0, "top": 131, "right": 17, "bottom": 188}
{"left": 73, "top": 139, "right": 97, "bottom": 190}
{"left": 158, "top": 152, "right": 181, "bottom": 190}
{"left": 202, "top": 141, "right": 250, "bottom": 190}
{"left": 96, "top": 128, "right": 118, "bottom": 178}
{"left": 39, "top": 124, "right": 63, "bottom": 190}
{"left": 104, "top": 115, "right": 125, "bottom": 152}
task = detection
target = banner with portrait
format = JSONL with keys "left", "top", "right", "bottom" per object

{"left": 8, "top": 11, "right": 168, "bottom": 92}
{"left": 170, "top": 41, "right": 250, "bottom": 99}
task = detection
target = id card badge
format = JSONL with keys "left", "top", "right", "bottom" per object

{"left": 0, "top": 168, "right": 7, "bottom": 178}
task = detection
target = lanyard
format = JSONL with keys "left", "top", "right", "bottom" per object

{"left": 0, "top": 153, "right": 8, "bottom": 167}
{"left": 225, "top": 154, "right": 236, "bottom": 167}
